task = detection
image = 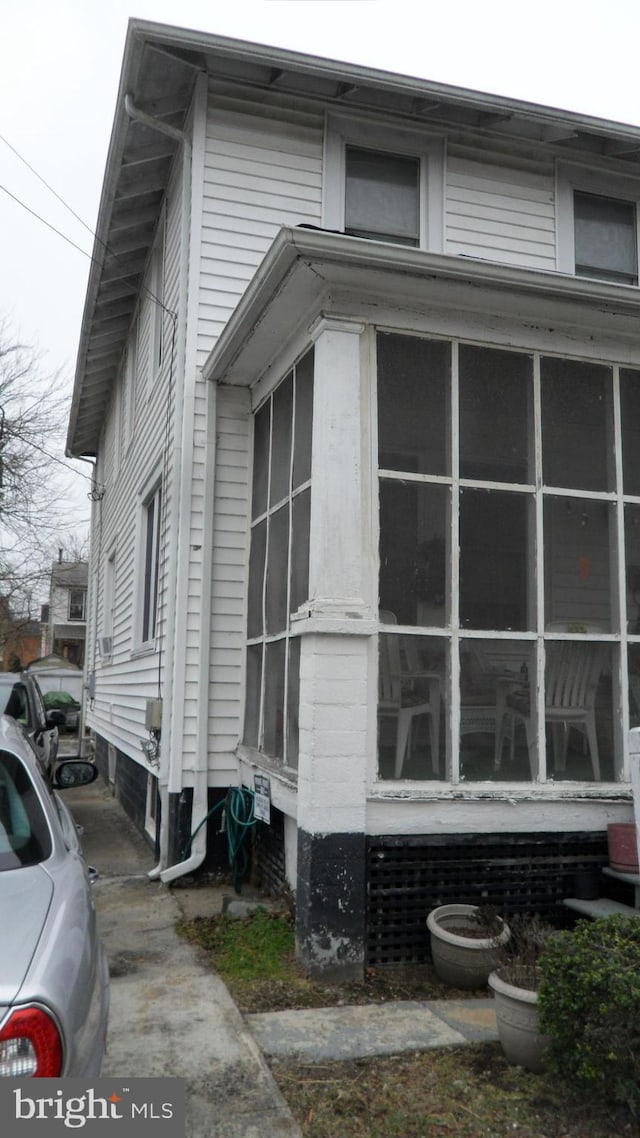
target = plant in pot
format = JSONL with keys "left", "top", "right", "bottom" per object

{"left": 427, "top": 903, "right": 511, "bottom": 990}
{"left": 488, "top": 913, "right": 554, "bottom": 1073}
{"left": 537, "top": 915, "right": 640, "bottom": 1115}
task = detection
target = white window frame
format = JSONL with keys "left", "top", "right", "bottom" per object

{"left": 323, "top": 113, "right": 445, "bottom": 253}
{"left": 68, "top": 588, "right": 86, "bottom": 622}
{"left": 101, "top": 548, "right": 116, "bottom": 658}
{"left": 136, "top": 479, "right": 162, "bottom": 651}
{"left": 556, "top": 161, "right": 640, "bottom": 283}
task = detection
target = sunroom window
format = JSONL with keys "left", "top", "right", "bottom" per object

{"left": 377, "top": 331, "right": 640, "bottom": 785}
{"left": 244, "top": 348, "right": 313, "bottom": 768}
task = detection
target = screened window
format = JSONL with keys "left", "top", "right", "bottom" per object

{"left": 377, "top": 332, "right": 638, "bottom": 786}
{"left": 574, "top": 191, "right": 637, "bottom": 284}
{"left": 244, "top": 348, "right": 313, "bottom": 767}
{"left": 345, "top": 146, "right": 420, "bottom": 246}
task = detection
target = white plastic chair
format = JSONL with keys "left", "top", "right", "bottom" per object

{"left": 378, "top": 612, "right": 441, "bottom": 777}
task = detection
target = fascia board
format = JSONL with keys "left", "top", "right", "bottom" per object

{"left": 203, "top": 227, "right": 640, "bottom": 386}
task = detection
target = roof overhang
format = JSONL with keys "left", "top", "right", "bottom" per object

{"left": 67, "top": 19, "right": 640, "bottom": 456}
{"left": 202, "top": 227, "right": 640, "bottom": 388}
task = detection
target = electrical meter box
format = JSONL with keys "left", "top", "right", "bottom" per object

{"left": 145, "top": 698, "right": 163, "bottom": 731}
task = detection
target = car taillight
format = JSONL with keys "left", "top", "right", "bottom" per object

{"left": 0, "top": 1007, "right": 62, "bottom": 1076}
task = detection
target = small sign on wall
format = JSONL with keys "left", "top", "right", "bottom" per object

{"left": 254, "top": 773, "right": 271, "bottom": 824}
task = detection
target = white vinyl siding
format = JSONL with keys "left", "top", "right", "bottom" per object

{"left": 446, "top": 157, "right": 556, "bottom": 270}
{"left": 199, "top": 91, "right": 323, "bottom": 363}
{"left": 208, "top": 385, "right": 252, "bottom": 781}
{"left": 85, "top": 155, "right": 184, "bottom": 766}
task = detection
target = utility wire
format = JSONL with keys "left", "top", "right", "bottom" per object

{"left": 0, "top": 132, "right": 95, "bottom": 238}
{"left": 0, "top": 135, "right": 177, "bottom": 320}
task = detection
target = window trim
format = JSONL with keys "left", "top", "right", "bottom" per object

{"left": 556, "top": 161, "right": 640, "bottom": 284}
{"left": 68, "top": 588, "right": 86, "bottom": 622}
{"left": 323, "top": 113, "right": 445, "bottom": 252}
{"left": 136, "top": 478, "right": 162, "bottom": 651}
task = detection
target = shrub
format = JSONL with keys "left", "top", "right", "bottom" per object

{"left": 538, "top": 915, "right": 640, "bottom": 1113}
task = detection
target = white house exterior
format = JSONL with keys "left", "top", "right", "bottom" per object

{"left": 68, "top": 19, "right": 640, "bottom": 977}
{"left": 43, "top": 559, "right": 88, "bottom": 667}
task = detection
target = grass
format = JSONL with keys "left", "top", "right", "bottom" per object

{"left": 177, "top": 908, "right": 639, "bottom": 1137}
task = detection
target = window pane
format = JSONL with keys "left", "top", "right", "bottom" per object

{"left": 247, "top": 521, "right": 266, "bottom": 639}
{"left": 378, "top": 633, "right": 447, "bottom": 779}
{"left": 263, "top": 640, "right": 286, "bottom": 758}
{"left": 345, "top": 146, "right": 419, "bottom": 245}
{"left": 459, "top": 345, "right": 533, "bottom": 483}
{"left": 379, "top": 480, "right": 449, "bottom": 627}
{"left": 542, "top": 637, "right": 614, "bottom": 783}
{"left": 544, "top": 496, "right": 614, "bottom": 631}
{"left": 290, "top": 489, "right": 310, "bottom": 616}
{"left": 377, "top": 334, "right": 450, "bottom": 477}
{"left": 244, "top": 645, "right": 262, "bottom": 747}
{"left": 621, "top": 368, "right": 640, "bottom": 496}
{"left": 460, "top": 489, "right": 531, "bottom": 631}
{"left": 266, "top": 504, "right": 289, "bottom": 635}
{"left": 628, "top": 644, "right": 640, "bottom": 729}
{"left": 293, "top": 348, "right": 314, "bottom": 489}
{"left": 252, "top": 401, "right": 270, "bottom": 519}
{"left": 270, "top": 372, "right": 293, "bottom": 506}
{"left": 541, "top": 357, "right": 613, "bottom": 491}
{"left": 625, "top": 504, "right": 640, "bottom": 633}
{"left": 286, "top": 638, "right": 301, "bottom": 770}
{"left": 461, "top": 638, "right": 534, "bottom": 783}
{"left": 574, "top": 191, "right": 637, "bottom": 283}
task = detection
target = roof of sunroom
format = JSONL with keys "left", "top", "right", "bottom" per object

{"left": 67, "top": 18, "right": 640, "bottom": 457}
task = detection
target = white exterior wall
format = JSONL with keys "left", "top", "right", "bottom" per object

{"left": 445, "top": 154, "right": 556, "bottom": 270}
{"left": 199, "top": 85, "right": 324, "bottom": 364}
{"left": 86, "top": 154, "right": 185, "bottom": 764}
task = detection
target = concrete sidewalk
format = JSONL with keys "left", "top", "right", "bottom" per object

{"left": 64, "top": 774, "right": 497, "bottom": 1135}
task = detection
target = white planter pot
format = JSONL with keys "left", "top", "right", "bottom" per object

{"left": 426, "top": 904, "right": 511, "bottom": 990}
{"left": 488, "top": 969, "right": 550, "bottom": 1073}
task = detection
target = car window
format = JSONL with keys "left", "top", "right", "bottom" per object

{"left": 0, "top": 749, "right": 52, "bottom": 870}
{"left": 0, "top": 681, "right": 29, "bottom": 726}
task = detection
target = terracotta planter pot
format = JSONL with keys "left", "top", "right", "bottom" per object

{"left": 488, "top": 969, "right": 550, "bottom": 1073}
{"left": 607, "top": 822, "right": 640, "bottom": 874}
{"left": 426, "top": 904, "right": 511, "bottom": 990}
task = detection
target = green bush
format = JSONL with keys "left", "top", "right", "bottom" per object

{"left": 538, "top": 916, "right": 640, "bottom": 1113}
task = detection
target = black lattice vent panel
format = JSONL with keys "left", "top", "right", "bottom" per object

{"left": 255, "top": 807, "right": 287, "bottom": 897}
{"left": 367, "top": 831, "right": 608, "bottom": 966}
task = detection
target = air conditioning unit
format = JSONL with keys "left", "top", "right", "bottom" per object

{"left": 98, "top": 636, "right": 113, "bottom": 657}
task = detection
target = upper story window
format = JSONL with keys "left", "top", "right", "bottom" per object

{"left": 557, "top": 163, "right": 640, "bottom": 286}
{"left": 324, "top": 115, "right": 444, "bottom": 252}
{"left": 345, "top": 147, "right": 420, "bottom": 246}
{"left": 68, "top": 589, "right": 86, "bottom": 622}
{"left": 574, "top": 191, "right": 638, "bottom": 284}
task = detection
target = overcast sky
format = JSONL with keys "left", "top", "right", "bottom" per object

{"left": 3, "top": 0, "right": 640, "bottom": 522}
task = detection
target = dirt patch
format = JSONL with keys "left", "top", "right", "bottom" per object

{"left": 271, "top": 1045, "right": 638, "bottom": 1138}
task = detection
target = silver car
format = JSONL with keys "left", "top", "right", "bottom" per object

{"left": 0, "top": 716, "right": 109, "bottom": 1076}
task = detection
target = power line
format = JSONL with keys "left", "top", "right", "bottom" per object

{"left": 0, "top": 182, "right": 96, "bottom": 263}
{"left": 0, "top": 136, "right": 177, "bottom": 321}
{"left": 0, "top": 132, "right": 95, "bottom": 239}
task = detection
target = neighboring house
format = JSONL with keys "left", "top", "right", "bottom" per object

{"left": 67, "top": 19, "right": 640, "bottom": 978}
{"left": 43, "top": 558, "right": 88, "bottom": 668}
{"left": 0, "top": 597, "right": 42, "bottom": 670}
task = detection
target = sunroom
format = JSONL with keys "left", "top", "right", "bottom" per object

{"left": 204, "top": 226, "right": 639, "bottom": 974}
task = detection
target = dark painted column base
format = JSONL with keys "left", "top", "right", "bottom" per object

{"left": 296, "top": 829, "right": 366, "bottom": 982}
{"left": 167, "top": 788, "right": 194, "bottom": 867}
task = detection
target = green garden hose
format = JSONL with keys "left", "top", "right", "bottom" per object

{"left": 182, "top": 786, "right": 256, "bottom": 893}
